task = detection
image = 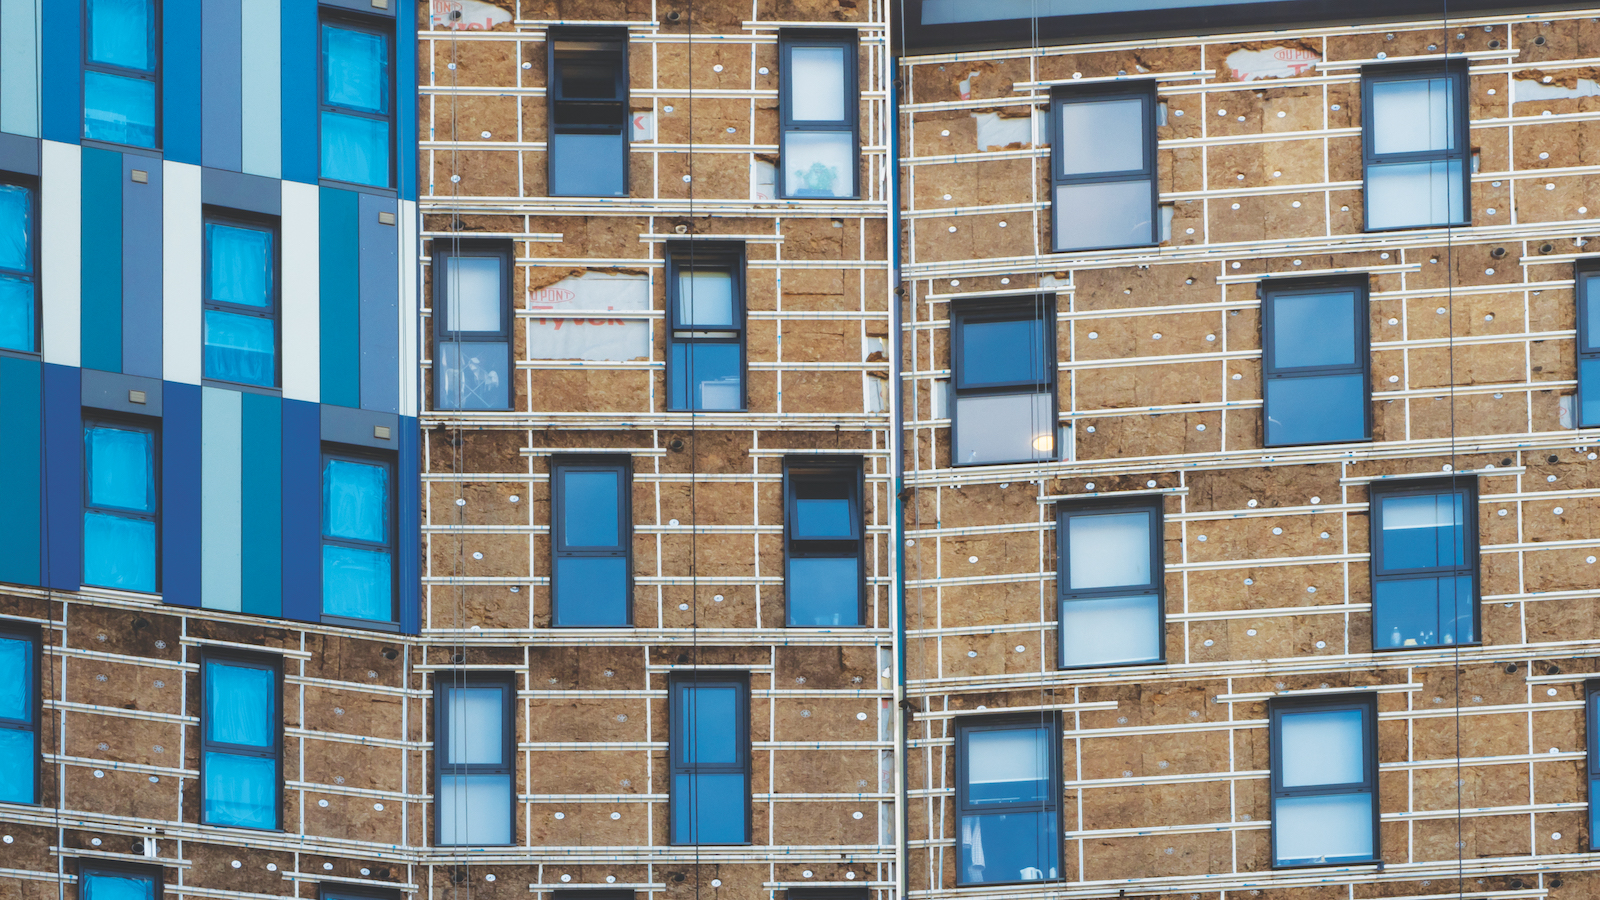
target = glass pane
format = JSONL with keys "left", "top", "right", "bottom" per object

{"left": 668, "top": 342, "right": 742, "bottom": 411}
{"left": 203, "top": 309, "right": 276, "bottom": 387}
{"left": 82, "top": 511, "right": 156, "bottom": 592}
{"left": 1380, "top": 492, "right": 1464, "bottom": 570}
{"left": 0, "top": 184, "right": 33, "bottom": 273}
{"left": 321, "top": 112, "right": 391, "bottom": 188}
{"left": 323, "top": 25, "right": 388, "bottom": 113}
{"left": 953, "top": 392, "right": 1054, "bottom": 465}
{"left": 81, "top": 871, "right": 155, "bottom": 900}
{"left": 437, "top": 773, "right": 512, "bottom": 845}
{"left": 550, "top": 132, "right": 627, "bottom": 197}
{"left": 676, "top": 270, "right": 735, "bottom": 328}
{"left": 1058, "top": 98, "right": 1144, "bottom": 176}
{"left": 86, "top": 424, "right": 153, "bottom": 512}
{"left": 794, "top": 481, "right": 852, "bottom": 538}
{"left": 1371, "top": 77, "right": 1454, "bottom": 155}
{"left": 0, "top": 637, "right": 29, "bottom": 721}
{"left": 207, "top": 224, "right": 273, "bottom": 309}
{"left": 959, "top": 810, "right": 1059, "bottom": 885}
{"left": 1367, "top": 160, "right": 1463, "bottom": 229}
{"left": 679, "top": 684, "right": 738, "bottom": 765}
{"left": 322, "top": 545, "right": 393, "bottom": 621}
{"left": 556, "top": 58, "right": 620, "bottom": 100}
{"left": 1059, "top": 594, "right": 1161, "bottom": 667}
{"left": 672, "top": 772, "right": 747, "bottom": 844}
{"left": 443, "top": 256, "right": 503, "bottom": 333}
{"left": 0, "top": 275, "right": 33, "bottom": 352}
{"left": 1592, "top": 777, "right": 1600, "bottom": 850}
{"left": 1054, "top": 180, "right": 1154, "bottom": 250}
{"left": 323, "top": 459, "right": 389, "bottom": 543}
{"left": 553, "top": 556, "right": 629, "bottom": 626}
{"left": 1374, "top": 574, "right": 1474, "bottom": 648}
{"left": 1583, "top": 358, "right": 1600, "bottom": 427}
{"left": 1279, "top": 708, "right": 1365, "bottom": 786}
{"left": 87, "top": 0, "right": 154, "bottom": 71}
{"left": 83, "top": 70, "right": 157, "bottom": 148}
{"left": 966, "top": 727, "right": 1050, "bottom": 802}
{"left": 445, "top": 685, "right": 504, "bottom": 765}
{"left": 437, "top": 341, "right": 510, "bottom": 410}
{"left": 1264, "top": 374, "right": 1367, "bottom": 446}
{"left": 1270, "top": 291, "right": 1357, "bottom": 369}
{"left": 205, "top": 661, "right": 274, "bottom": 747}
{"left": 783, "top": 131, "right": 854, "bottom": 199}
{"left": 562, "top": 470, "right": 621, "bottom": 547}
{"left": 959, "top": 317, "right": 1047, "bottom": 387}
{"left": 0, "top": 727, "right": 33, "bottom": 803}
{"left": 1273, "top": 792, "right": 1374, "bottom": 865}
{"left": 786, "top": 556, "right": 860, "bottom": 626}
{"left": 1066, "top": 512, "right": 1151, "bottom": 590}
{"left": 789, "top": 46, "right": 846, "bottom": 121}
{"left": 1584, "top": 273, "right": 1600, "bottom": 353}
{"left": 202, "top": 751, "right": 277, "bottom": 829}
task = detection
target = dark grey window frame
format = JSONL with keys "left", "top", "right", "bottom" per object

{"left": 949, "top": 296, "right": 1057, "bottom": 466}
{"left": 82, "top": 413, "right": 161, "bottom": 592}
{"left": 432, "top": 671, "right": 516, "bottom": 847}
{"left": 320, "top": 445, "right": 399, "bottom": 630}
{"left": 1260, "top": 277, "right": 1372, "bottom": 448}
{"left": 1360, "top": 63, "right": 1471, "bottom": 233}
{"left": 778, "top": 29, "right": 860, "bottom": 200}
{"left": 668, "top": 672, "right": 751, "bottom": 846}
{"left": 0, "top": 620, "right": 40, "bottom": 806}
{"left": 320, "top": 886, "right": 401, "bottom": 900}
{"left": 782, "top": 456, "right": 866, "bottom": 628}
{"left": 546, "top": 26, "right": 630, "bottom": 198}
{"left": 78, "top": 860, "right": 164, "bottom": 899}
{"left": 198, "top": 650, "right": 282, "bottom": 831}
{"left": 550, "top": 454, "right": 633, "bottom": 627}
{"left": 1578, "top": 261, "right": 1600, "bottom": 429}
{"left": 1054, "top": 496, "right": 1164, "bottom": 669}
{"left": 1268, "top": 693, "right": 1380, "bottom": 869}
{"left": 81, "top": 0, "right": 162, "bottom": 148}
{"left": 1368, "top": 476, "right": 1480, "bottom": 652}
{"left": 317, "top": 11, "right": 396, "bottom": 191}
{"left": 431, "top": 239, "right": 514, "bottom": 411}
{"left": 954, "top": 712, "right": 1063, "bottom": 887}
{"left": 1049, "top": 82, "right": 1158, "bottom": 253}
{"left": 666, "top": 242, "right": 747, "bottom": 413}
{"left": 0, "top": 173, "right": 39, "bottom": 356}
{"left": 201, "top": 209, "right": 282, "bottom": 390}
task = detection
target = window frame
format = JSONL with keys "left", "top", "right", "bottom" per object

{"left": 319, "top": 446, "right": 398, "bottom": 628}
{"left": 201, "top": 209, "right": 282, "bottom": 390}
{"left": 546, "top": 26, "right": 630, "bottom": 198}
{"left": 432, "top": 671, "right": 516, "bottom": 847}
{"left": 0, "top": 174, "right": 39, "bottom": 356}
{"left": 666, "top": 242, "right": 747, "bottom": 413}
{"left": 668, "top": 672, "right": 751, "bottom": 846}
{"left": 78, "top": 860, "right": 163, "bottom": 900}
{"left": 1577, "top": 261, "right": 1600, "bottom": 429}
{"left": 319, "top": 887, "right": 401, "bottom": 900}
{"left": 1054, "top": 495, "right": 1165, "bottom": 670}
{"left": 778, "top": 29, "right": 860, "bottom": 200}
{"left": 1368, "top": 476, "right": 1480, "bottom": 652}
{"left": 317, "top": 11, "right": 396, "bottom": 190}
{"left": 552, "top": 893, "right": 635, "bottom": 900}
{"left": 1360, "top": 63, "right": 1471, "bottom": 233}
{"left": 82, "top": 413, "right": 161, "bottom": 593}
{"left": 782, "top": 456, "right": 866, "bottom": 628}
{"left": 431, "top": 239, "right": 514, "bottom": 411}
{"left": 1267, "top": 693, "right": 1380, "bottom": 869}
{"left": 550, "top": 454, "right": 634, "bottom": 628}
{"left": 198, "top": 650, "right": 282, "bottom": 831}
{"left": 1260, "top": 277, "right": 1372, "bottom": 448}
{"left": 953, "top": 712, "right": 1063, "bottom": 887}
{"left": 80, "top": 0, "right": 162, "bottom": 148}
{"left": 1049, "top": 82, "right": 1159, "bottom": 253}
{"left": 0, "top": 621, "right": 40, "bottom": 806}
{"left": 949, "top": 296, "right": 1057, "bottom": 467}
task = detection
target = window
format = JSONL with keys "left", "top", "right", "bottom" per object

{"left": 552, "top": 893, "right": 633, "bottom": 900}
{"left": 951, "top": 299, "right": 1054, "bottom": 465}
{"left": 0, "top": 624, "right": 38, "bottom": 805}
{"left": 78, "top": 863, "right": 160, "bottom": 900}
{"left": 435, "top": 674, "right": 514, "bottom": 846}
{"left": 200, "top": 654, "right": 279, "bottom": 830}
{"left": 1056, "top": 498, "right": 1163, "bottom": 668}
{"left": 0, "top": 179, "right": 37, "bottom": 353}
{"left": 203, "top": 215, "right": 278, "bottom": 387}
{"left": 667, "top": 244, "right": 745, "bottom": 412}
{"left": 1362, "top": 66, "right": 1469, "bottom": 230}
{"left": 1269, "top": 695, "right": 1378, "bottom": 867}
{"left": 1578, "top": 264, "right": 1600, "bottom": 428}
{"left": 784, "top": 459, "right": 863, "bottom": 627}
{"left": 1588, "top": 681, "right": 1600, "bottom": 850}
{"left": 551, "top": 456, "right": 632, "bottom": 627}
{"left": 83, "top": 0, "right": 159, "bottom": 148}
{"left": 956, "top": 715, "right": 1060, "bottom": 886}
{"left": 1051, "top": 84, "right": 1157, "bottom": 252}
{"left": 548, "top": 29, "right": 628, "bottom": 197}
{"left": 83, "top": 418, "right": 158, "bottom": 592}
{"left": 670, "top": 674, "right": 749, "bottom": 845}
{"left": 320, "top": 17, "right": 393, "bottom": 188}
{"left": 433, "top": 242, "right": 511, "bottom": 410}
{"left": 788, "top": 892, "right": 868, "bottom": 900}
{"left": 1262, "top": 280, "right": 1370, "bottom": 447}
{"left": 1369, "top": 479, "right": 1477, "bottom": 650}
{"left": 779, "top": 32, "right": 858, "bottom": 199}
{"left": 321, "top": 451, "right": 394, "bottom": 624}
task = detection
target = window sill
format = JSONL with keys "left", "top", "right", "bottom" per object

{"left": 317, "top": 177, "right": 398, "bottom": 199}
{"left": 1371, "top": 640, "right": 1482, "bottom": 654}
{"left": 320, "top": 614, "right": 401, "bottom": 633}
{"left": 200, "top": 379, "right": 282, "bottom": 397}
{"left": 1057, "top": 657, "right": 1166, "bottom": 671}
{"left": 80, "top": 138, "right": 163, "bottom": 159}
{"left": 1271, "top": 857, "right": 1382, "bottom": 871}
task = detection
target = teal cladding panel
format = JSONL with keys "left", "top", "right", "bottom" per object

{"left": 240, "top": 391, "right": 281, "bottom": 616}
{"left": 0, "top": 0, "right": 40, "bottom": 137}
{"left": 319, "top": 187, "right": 360, "bottom": 408}
{"left": 80, "top": 147, "right": 122, "bottom": 371}
{"left": 0, "top": 357, "right": 40, "bottom": 585}
{"left": 200, "top": 387, "right": 242, "bottom": 611}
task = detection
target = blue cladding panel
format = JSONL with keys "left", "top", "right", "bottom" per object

{"left": 280, "top": 0, "right": 317, "bottom": 184}
{"left": 0, "top": 357, "right": 40, "bottom": 585}
{"left": 319, "top": 187, "right": 359, "bottom": 408}
{"left": 280, "top": 398, "right": 320, "bottom": 623}
{"left": 80, "top": 147, "right": 122, "bottom": 372}
{"left": 398, "top": 414, "right": 417, "bottom": 633}
{"left": 39, "top": 0, "right": 81, "bottom": 143}
{"left": 162, "top": 0, "right": 202, "bottom": 163}
{"left": 42, "top": 363, "right": 80, "bottom": 590}
{"left": 161, "top": 380, "right": 202, "bottom": 607}
{"left": 240, "top": 391, "right": 282, "bottom": 616}
{"left": 395, "top": 0, "right": 416, "bottom": 200}
{"left": 122, "top": 154, "right": 162, "bottom": 376}
{"left": 200, "top": 0, "right": 242, "bottom": 171}
{"left": 357, "top": 192, "right": 397, "bottom": 413}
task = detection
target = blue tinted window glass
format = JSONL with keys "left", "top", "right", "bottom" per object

{"left": 323, "top": 459, "right": 389, "bottom": 543}
{"left": 668, "top": 342, "right": 742, "bottom": 411}
{"left": 1582, "top": 358, "right": 1600, "bottom": 428}
{"left": 202, "top": 751, "right": 277, "bottom": 829}
{"left": 320, "top": 112, "right": 391, "bottom": 188}
{"left": 1374, "top": 574, "right": 1473, "bottom": 649}
{"left": 87, "top": 0, "right": 154, "bottom": 71}
{"left": 0, "top": 184, "right": 33, "bottom": 273}
{"left": 323, "top": 26, "right": 389, "bottom": 113}
{"left": 786, "top": 556, "right": 859, "bottom": 626}
{"left": 437, "top": 341, "right": 511, "bottom": 410}
{"left": 1380, "top": 492, "right": 1464, "bottom": 570}
{"left": 322, "top": 545, "right": 393, "bottom": 621}
{"left": 203, "top": 310, "right": 276, "bottom": 386}
{"left": 1264, "top": 374, "right": 1366, "bottom": 446}
{"left": 0, "top": 727, "right": 33, "bottom": 803}
{"left": 81, "top": 872, "right": 154, "bottom": 900}
{"left": 1271, "top": 291, "right": 1357, "bottom": 369}
{"left": 959, "top": 810, "right": 1059, "bottom": 884}
{"left": 444, "top": 686, "right": 504, "bottom": 765}
{"left": 1584, "top": 274, "right": 1600, "bottom": 353}
{"left": 672, "top": 772, "right": 747, "bottom": 844}
{"left": 0, "top": 276, "right": 36, "bottom": 352}
{"left": 562, "top": 471, "right": 621, "bottom": 547}
{"left": 207, "top": 224, "right": 273, "bottom": 308}
{"left": 551, "top": 132, "right": 627, "bottom": 197}
{"left": 83, "top": 71, "right": 157, "bottom": 148}
{"left": 680, "top": 685, "right": 737, "bottom": 765}
{"left": 0, "top": 637, "right": 29, "bottom": 721}
{"left": 795, "top": 493, "right": 851, "bottom": 539}
{"left": 437, "top": 773, "right": 513, "bottom": 845}
{"left": 86, "top": 425, "right": 153, "bottom": 511}
{"left": 205, "top": 662, "right": 274, "bottom": 747}
{"left": 960, "top": 317, "right": 1046, "bottom": 387}
{"left": 552, "top": 557, "right": 628, "bottom": 626}
{"left": 82, "top": 512, "right": 157, "bottom": 592}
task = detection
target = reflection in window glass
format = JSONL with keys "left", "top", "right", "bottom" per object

{"left": 1263, "top": 284, "right": 1368, "bottom": 447}
{"left": 553, "top": 460, "right": 631, "bottom": 627}
{"left": 436, "top": 246, "right": 513, "bottom": 411}
{"left": 0, "top": 183, "right": 35, "bottom": 353}
{"left": 781, "top": 34, "right": 857, "bottom": 199}
{"left": 958, "top": 719, "right": 1059, "bottom": 885}
{"left": 1370, "top": 483, "right": 1476, "bottom": 650}
{"left": 437, "top": 679, "right": 513, "bottom": 846}
{"left": 1271, "top": 699, "right": 1375, "bottom": 866}
{"left": 672, "top": 677, "right": 748, "bottom": 844}
{"left": 1363, "top": 70, "right": 1467, "bottom": 229}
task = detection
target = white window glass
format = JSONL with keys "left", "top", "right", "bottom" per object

{"left": 1067, "top": 512, "right": 1150, "bottom": 589}
{"left": 1059, "top": 594, "right": 1161, "bottom": 667}
{"left": 1057, "top": 98, "right": 1143, "bottom": 175}
{"left": 954, "top": 392, "right": 1054, "bottom": 465}
{"left": 438, "top": 773, "right": 513, "bottom": 844}
{"left": 446, "top": 686, "right": 504, "bottom": 765}
{"left": 1371, "top": 78, "right": 1454, "bottom": 154}
{"left": 1366, "top": 160, "right": 1464, "bottom": 230}
{"left": 1279, "top": 708, "right": 1365, "bottom": 787}
{"left": 1274, "top": 792, "right": 1374, "bottom": 863}
{"left": 1053, "top": 180, "right": 1154, "bottom": 251}
{"left": 445, "top": 256, "right": 503, "bottom": 333}
{"left": 678, "top": 271, "right": 734, "bottom": 327}
{"left": 784, "top": 131, "right": 854, "bottom": 198}
{"left": 790, "top": 46, "right": 846, "bottom": 121}
{"left": 968, "top": 728, "right": 1049, "bottom": 799}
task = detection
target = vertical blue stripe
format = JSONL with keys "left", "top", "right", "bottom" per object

{"left": 200, "top": 0, "right": 243, "bottom": 172}
{"left": 200, "top": 387, "right": 242, "bottom": 612}
{"left": 161, "top": 380, "right": 202, "bottom": 607}
{"left": 39, "top": 0, "right": 79, "bottom": 143}
{"left": 357, "top": 193, "right": 398, "bottom": 413}
{"left": 80, "top": 147, "right": 122, "bottom": 372}
{"left": 122, "top": 155, "right": 163, "bottom": 377}
{"left": 319, "top": 187, "right": 360, "bottom": 408}
{"left": 239, "top": 0, "right": 281, "bottom": 178}
{"left": 162, "top": 0, "right": 202, "bottom": 164}
{"left": 41, "top": 363, "right": 79, "bottom": 590}
{"left": 0, "top": 0, "right": 41, "bottom": 137}
{"left": 397, "top": 414, "right": 418, "bottom": 635}
{"left": 280, "top": 398, "right": 320, "bottom": 623}
{"left": 395, "top": 0, "right": 417, "bottom": 201}
{"left": 280, "top": 0, "right": 317, "bottom": 185}
{"left": 240, "top": 392, "right": 281, "bottom": 617}
{"left": 0, "top": 357, "right": 41, "bottom": 586}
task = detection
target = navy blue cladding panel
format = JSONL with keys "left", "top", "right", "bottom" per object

{"left": 357, "top": 192, "right": 398, "bottom": 413}
{"left": 200, "top": 0, "right": 243, "bottom": 171}
{"left": 280, "top": 398, "right": 320, "bottom": 623}
{"left": 163, "top": 0, "right": 203, "bottom": 163}
{"left": 41, "top": 364, "right": 80, "bottom": 591}
{"left": 122, "top": 155, "right": 163, "bottom": 377}
{"left": 240, "top": 392, "right": 282, "bottom": 617}
{"left": 396, "top": 0, "right": 417, "bottom": 201}
{"left": 0, "top": 357, "right": 41, "bottom": 586}
{"left": 161, "top": 381, "right": 202, "bottom": 607}
{"left": 398, "top": 414, "right": 418, "bottom": 634}
{"left": 280, "top": 0, "right": 317, "bottom": 185}
{"left": 39, "top": 0, "right": 80, "bottom": 143}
